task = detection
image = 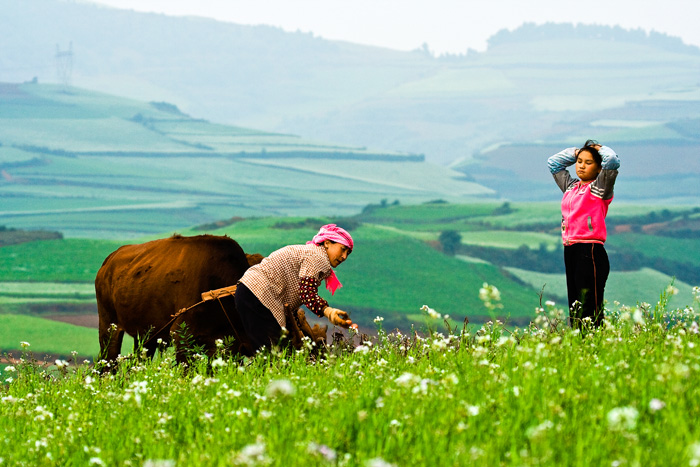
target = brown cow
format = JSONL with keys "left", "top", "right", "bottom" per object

{"left": 95, "top": 234, "right": 327, "bottom": 366}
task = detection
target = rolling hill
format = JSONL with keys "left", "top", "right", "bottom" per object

{"left": 0, "top": 83, "right": 493, "bottom": 237}
{"left": 2, "top": 1, "right": 700, "bottom": 203}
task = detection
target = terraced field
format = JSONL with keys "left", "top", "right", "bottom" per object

{"left": 0, "top": 83, "right": 494, "bottom": 237}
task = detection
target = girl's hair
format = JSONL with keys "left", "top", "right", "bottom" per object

{"left": 579, "top": 140, "right": 602, "bottom": 166}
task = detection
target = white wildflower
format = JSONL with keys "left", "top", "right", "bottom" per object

{"left": 688, "top": 442, "right": 700, "bottom": 467}
{"left": 607, "top": 406, "right": 639, "bottom": 431}
{"left": 353, "top": 345, "right": 370, "bottom": 354}
{"left": 143, "top": 461, "right": 176, "bottom": 467}
{"left": 649, "top": 398, "right": 666, "bottom": 412}
{"left": 33, "top": 405, "right": 54, "bottom": 421}
{"left": 366, "top": 458, "right": 396, "bottom": 467}
{"left": 55, "top": 359, "right": 69, "bottom": 369}
{"left": 526, "top": 420, "right": 554, "bottom": 440}
{"left": 394, "top": 372, "right": 419, "bottom": 387}
{"left": 157, "top": 413, "right": 172, "bottom": 425}
{"left": 442, "top": 373, "right": 459, "bottom": 385}
{"left": 420, "top": 305, "right": 442, "bottom": 319}
{"left": 233, "top": 440, "right": 270, "bottom": 466}
{"left": 265, "top": 379, "right": 295, "bottom": 398}
{"left": 211, "top": 358, "right": 227, "bottom": 369}
{"left": 191, "top": 374, "right": 204, "bottom": 385}
{"left": 307, "top": 442, "right": 337, "bottom": 462}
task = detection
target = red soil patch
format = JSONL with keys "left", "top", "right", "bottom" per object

{"left": 43, "top": 313, "right": 99, "bottom": 329}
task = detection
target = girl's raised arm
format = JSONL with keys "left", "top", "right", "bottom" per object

{"left": 548, "top": 147, "right": 577, "bottom": 193}
{"left": 599, "top": 145, "right": 620, "bottom": 170}
{"left": 591, "top": 146, "right": 620, "bottom": 200}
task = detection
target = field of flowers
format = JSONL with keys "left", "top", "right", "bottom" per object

{"left": 1, "top": 286, "right": 700, "bottom": 467}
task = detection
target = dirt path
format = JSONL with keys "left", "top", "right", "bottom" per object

{"left": 43, "top": 313, "right": 98, "bottom": 328}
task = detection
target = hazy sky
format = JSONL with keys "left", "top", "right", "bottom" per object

{"left": 86, "top": 0, "right": 700, "bottom": 55}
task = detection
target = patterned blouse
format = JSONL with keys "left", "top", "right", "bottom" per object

{"left": 239, "top": 244, "right": 331, "bottom": 326}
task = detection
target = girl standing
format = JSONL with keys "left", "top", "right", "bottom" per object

{"left": 548, "top": 140, "right": 620, "bottom": 328}
{"left": 234, "top": 224, "right": 355, "bottom": 351}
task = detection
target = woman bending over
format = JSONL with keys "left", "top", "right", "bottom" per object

{"left": 234, "top": 224, "right": 355, "bottom": 352}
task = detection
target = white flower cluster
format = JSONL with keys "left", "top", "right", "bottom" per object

{"left": 607, "top": 406, "right": 639, "bottom": 431}
{"left": 420, "top": 305, "right": 441, "bottom": 319}
{"left": 265, "top": 379, "right": 295, "bottom": 398}
{"left": 479, "top": 283, "right": 503, "bottom": 311}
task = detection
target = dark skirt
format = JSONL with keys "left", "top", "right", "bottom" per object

{"left": 233, "top": 282, "right": 282, "bottom": 351}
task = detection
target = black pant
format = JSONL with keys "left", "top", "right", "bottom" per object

{"left": 234, "top": 283, "right": 282, "bottom": 352}
{"left": 564, "top": 243, "right": 610, "bottom": 328}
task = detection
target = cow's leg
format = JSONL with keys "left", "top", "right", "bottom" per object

{"left": 98, "top": 320, "right": 124, "bottom": 371}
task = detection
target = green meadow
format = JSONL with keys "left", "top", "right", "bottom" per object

{"left": 0, "top": 314, "right": 98, "bottom": 357}
{"left": 1, "top": 302, "right": 699, "bottom": 466}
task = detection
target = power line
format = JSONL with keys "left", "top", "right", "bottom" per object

{"left": 55, "top": 42, "right": 73, "bottom": 89}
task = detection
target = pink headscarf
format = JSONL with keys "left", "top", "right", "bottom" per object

{"left": 307, "top": 224, "right": 354, "bottom": 295}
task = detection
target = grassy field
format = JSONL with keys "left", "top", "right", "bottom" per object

{"left": 1, "top": 201, "right": 698, "bottom": 358}
{"left": 1, "top": 303, "right": 699, "bottom": 466}
{"left": 0, "top": 238, "right": 123, "bottom": 282}
{"left": 609, "top": 233, "right": 700, "bottom": 265}
{"left": 505, "top": 267, "right": 695, "bottom": 309}
{"left": 0, "top": 282, "right": 95, "bottom": 306}
{"left": 459, "top": 230, "right": 561, "bottom": 250}
{"left": 0, "top": 314, "right": 99, "bottom": 357}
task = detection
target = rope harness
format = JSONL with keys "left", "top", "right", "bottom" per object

{"left": 142, "top": 284, "right": 246, "bottom": 350}
{"left": 141, "top": 284, "right": 320, "bottom": 354}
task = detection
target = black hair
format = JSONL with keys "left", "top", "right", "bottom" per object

{"left": 578, "top": 140, "right": 602, "bottom": 166}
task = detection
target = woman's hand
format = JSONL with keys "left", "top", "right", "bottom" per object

{"left": 323, "top": 306, "right": 355, "bottom": 328}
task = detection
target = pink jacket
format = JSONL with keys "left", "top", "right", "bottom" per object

{"left": 547, "top": 146, "right": 620, "bottom": 246}
{"left": 561, "top": 182, "right": 613, "bottom": 245}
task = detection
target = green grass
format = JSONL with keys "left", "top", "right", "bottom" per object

{"left": 0, "top": 239, "right": 123, "bottom": 282}
{"left": 505, "top": 266, "right": 695, "bottom": 309}
{"left": 1, "top": 306, "right": 699, "bottom": 466}
{"left": 0, "top": 314, "right": 99, "bottom": 357}
{"left": 357, "top": 202, "right": 564, "bottom": 230}
{"left": 609, "top": 233, "right": 700, "bottom": 265}
{"left": 0, "top": 282, "right": 95, "bottom": 301}
{"left": 459, "top": 230, "right": 561, "bottom": 250}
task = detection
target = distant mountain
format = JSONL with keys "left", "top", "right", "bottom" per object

{"left": 1, "top": 0, "right": 699, "bottom": 203}
{"left": 0, "top": 83, "right": 492, "bottom": 237}
{"left": 487, "top": 21, "right": 700, "bottom": 55}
